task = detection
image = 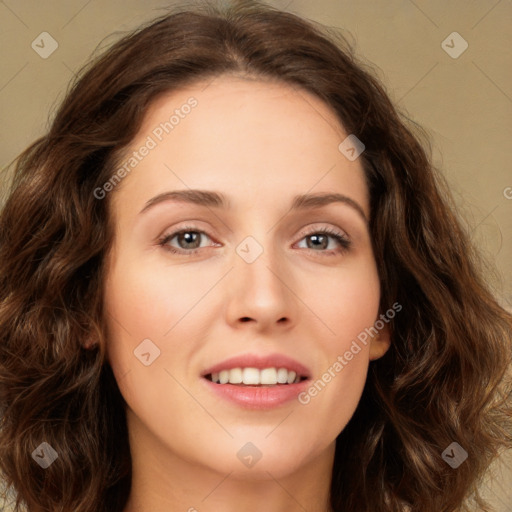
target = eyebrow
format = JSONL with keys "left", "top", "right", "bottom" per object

{"left": 139, "top": 189, "right": 368, "bottom": 224}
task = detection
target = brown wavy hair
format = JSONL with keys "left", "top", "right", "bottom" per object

{"left": 1, "top": 1, "right": 511, "bottom": 511}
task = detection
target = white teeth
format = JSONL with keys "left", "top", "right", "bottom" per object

{"left": 242, "top": 368, "right": 260, "bottom": 385}
{"left": 208, "top": 367, "right": 303, "bottom": 385}
{"left": 228, "top": 367, "right": 242, "bottom": 384}
{"left": 260, "top": 368, "right": 277, "bottom": 385}
{"left": 276, "top": 368, "right": 288, "bottom": 384}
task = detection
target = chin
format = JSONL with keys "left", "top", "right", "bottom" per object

{"left": 197, "top": 436, "right": 320, "bottom": 480}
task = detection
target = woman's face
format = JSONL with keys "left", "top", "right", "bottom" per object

{"left": 103, "top": 75, "right": 390, "bottom": 480}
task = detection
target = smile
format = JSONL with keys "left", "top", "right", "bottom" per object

{"left": 201, "top": 353, "right": 311, "bottom": 409}
{"left": 204, "top": 367, "right": 308, "bottom": 385}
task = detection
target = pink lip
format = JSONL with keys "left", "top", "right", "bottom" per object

{"left": 201, "top": 353, "right": 311, "bottom": 378}
{"left": 202, "top": 378, "right": 310, "bottom": 410}
{"left": 200, "top": 353, "right": 311, "bottom": 410}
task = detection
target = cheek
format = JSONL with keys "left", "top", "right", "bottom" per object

{"left": 308, "top": 256, "right": 381, "bottom": 343}
{"left": 103, "top": 261, "right": 209, "bottom": 429}
{"left": 297, "top": 258, "right": 379, "bottom": 431}
{"left": 304, "top": 354, "right": 369, "bottom": 444}
{"left": 103, "top": 253, "right": 227, "bottom": 407}
{"left": 105, "top": 259, "right": 209, "bottom": 339}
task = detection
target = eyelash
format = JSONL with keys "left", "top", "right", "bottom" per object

{"left": 157, "top": 225, "right": 351, "bottom": 257}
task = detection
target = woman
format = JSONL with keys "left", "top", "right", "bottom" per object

{"left": 1, "top": 1, "right": 511, "bottom": 511}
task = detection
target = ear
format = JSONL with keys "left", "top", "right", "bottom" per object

{"left": 369, "top": 320, "right": 391, "bottom": 361}
{"left": 81, "top": 337, "right": 98, "bottom": 350}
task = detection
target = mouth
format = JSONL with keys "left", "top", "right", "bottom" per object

{"left": 203, "top": 367, "right": 309, "bottom": 386}
{"left": 200, "top": 353, "right": 311, "bottom": 409}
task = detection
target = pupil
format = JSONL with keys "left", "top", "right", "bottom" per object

{"left": 308, "top": 234, "right": 327, "bottom": 250}
{"left": 180, "top": 231, "right": 200, "bottom": 249}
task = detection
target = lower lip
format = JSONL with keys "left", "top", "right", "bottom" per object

{"left": 202, "top": 378, "right": 309, "bottom": 409}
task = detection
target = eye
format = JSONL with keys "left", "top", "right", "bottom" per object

{"left": 158, "top": 226, "right": 217, "bottom": 255}
{"left": 158, "top": 225, "right": 351, "bottom": 256}
{"left": 295, "top": 227, "right": 351, "bottom": 256}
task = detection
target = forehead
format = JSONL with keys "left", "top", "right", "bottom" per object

{"left": 111, "top": 74, "right": 369, "bottom": 218}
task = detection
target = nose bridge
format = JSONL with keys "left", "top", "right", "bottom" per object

{"left": 236, "top": 230, "right": 286, "bottom": 295}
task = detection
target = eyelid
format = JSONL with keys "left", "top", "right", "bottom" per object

{"left": 296, "top": 223, "right": 348, "bottom": 240}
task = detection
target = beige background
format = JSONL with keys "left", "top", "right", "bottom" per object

{"left": 0, "top": 0, "right": 511, "bottom": 510}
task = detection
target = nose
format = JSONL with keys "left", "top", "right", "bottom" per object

{"left": 224, "top": 238, "right": 298, "bottom": 333}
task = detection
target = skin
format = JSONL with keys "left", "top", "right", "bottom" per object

{"left": 103, "top": 74, "right": 391, "bottom": 512}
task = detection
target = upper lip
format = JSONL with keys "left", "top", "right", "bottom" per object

{"left": 201, "top": 353, "right": 311, "bottom": 379}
